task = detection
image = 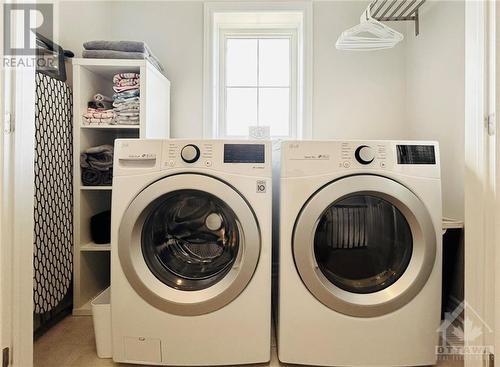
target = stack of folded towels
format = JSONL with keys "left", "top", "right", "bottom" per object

{"left": 113, "top": 73, "right": 140, "bottom": 125}
{"left": 82, "top": 40, "right": 165, "bottom": 74}
{"left": 80, "top": 145, "right": 114, "bottom": 186}
{"left": 83, "top": 94, "right": 115, "bottom": 125}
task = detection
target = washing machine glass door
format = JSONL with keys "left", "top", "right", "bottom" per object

{"left": 141, "top": 189, "right": 240, "bottom": 291}
{"left": 118, "top": 174, "right": 260, "bottom": 316}
{"left": 293, "top": 175, "right": 436, "bottom": 317}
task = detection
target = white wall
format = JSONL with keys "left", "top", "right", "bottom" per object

{"left": 405, "top": 1, "right": 465, "bottom": 220}
{"left": 58, "top": 0, "right": 464, "bottom": 219}
{"left": 313, "top": 1, "right": 408, "bottom": 139}
{"left": 58, "top": 1, "right": 204, "bottom": 138}
{"left": 58, "top": 0, "right": 409, "bottom": 140}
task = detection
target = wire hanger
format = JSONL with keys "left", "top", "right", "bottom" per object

{"left": 336, "top": 3, "right": 404, "bottom": 51}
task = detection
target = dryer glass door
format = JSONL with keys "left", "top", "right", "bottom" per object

{"left": 293, "top": 175, "right": 437, "bottom": 317}
{"left": 314, "top": 195, "right": 413, "bottom": 294}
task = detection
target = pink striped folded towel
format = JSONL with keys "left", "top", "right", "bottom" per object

{"left": 115, "top": 78, "right": 140, "bottom": 87}
{"left": 113, "top": 73, "right": 140, "bottom": 84}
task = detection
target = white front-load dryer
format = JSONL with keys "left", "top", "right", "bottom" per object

{"left": 277, "top": 140, "right": 442, "bottom": 367}
{"left": 111, "top": 139, "right": 272, "bottom": 365}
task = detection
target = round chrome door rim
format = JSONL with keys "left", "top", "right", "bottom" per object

{"left": 293, "top": 175, "right": 437, "bottom": 317}
{"left": 118, "top": 173, "right": 261, "bottom": 316}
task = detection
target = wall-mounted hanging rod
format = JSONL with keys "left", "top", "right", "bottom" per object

{"left": 370, "top": 0, "right": 426, "bottom": 36}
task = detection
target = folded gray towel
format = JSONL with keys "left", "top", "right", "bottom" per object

{"left": 82, "top": 49, "right": 164, "bottom": 73}
{"left": 84, "top": 40, "right": 151, "bottom": 54}
{"left": 80, "top": 145, "right": 114, "bottom": 171}
{"left": 81, "top": 167, "right": 113, "bottom": 186}
{"left": 86, "top": 144, "right": 113, "bottom": 155}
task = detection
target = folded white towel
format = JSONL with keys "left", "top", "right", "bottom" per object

{"left": 114, "top": 102, "right": 139, "bottom": 110}
{"left": 113, "top": 85, "right": 140, "bottom": 93}
{"left": 83, "top": 117, "right": 115, "bottom": 125}
{"left": 116, "top": 112, "right": 139, "bottom": 117}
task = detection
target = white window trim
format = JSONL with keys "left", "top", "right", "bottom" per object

{"left": 203, "top": 1, "right": 313, "bottom": 139}
{"left": 219, "top": 29, "right": 298, "bottom": 139}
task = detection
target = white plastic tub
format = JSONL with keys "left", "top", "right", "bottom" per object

{"left": 91, "top": 287, "right": 112, "bottom": 358}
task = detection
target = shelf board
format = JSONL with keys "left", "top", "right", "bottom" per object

{"left": 71, "top": 58, "right": 146, "bottom": 80}
{"left": 81, "top": 124, "right": 140, "bottom": 130}
{"left": 80, "top": 242, "right": 111, "bottom": 252}
{"left": 80, "top": 185, "right": 112, "bottom": 191}
{"left": 72, "top": 57, "right": 147, "bottom": 68}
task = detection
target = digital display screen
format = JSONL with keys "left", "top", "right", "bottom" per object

{"left": 397, "top": 145, "right": 436, "bottom": 165}
{"left": 224, "top": 144, "right": 265, "bottom": 163}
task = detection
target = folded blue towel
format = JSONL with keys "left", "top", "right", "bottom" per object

{"left": 112, "top": 96, "right": 140, "bottom": 108}
{"left": 113, "top": 89, "right": 140, "bottom": 101}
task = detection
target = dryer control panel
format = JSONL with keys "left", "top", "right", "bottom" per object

{"left": 281, "top": 140, "right": 440, "bottom": 179}
{"left": 114, "top": 139, "right": 271, "bottom": 177}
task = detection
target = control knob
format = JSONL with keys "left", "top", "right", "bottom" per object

{"left": 181, "top": 144, "right": 201, "bottom": 163}
{"left": 355, "top": 145, "right": 375, "bottom": 165}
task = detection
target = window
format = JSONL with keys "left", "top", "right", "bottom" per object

{"left": 221, "top": 31, "right": 296, "bottom": 138}
{"left": 204, "top": 2, "right": 312, "bottom": 139}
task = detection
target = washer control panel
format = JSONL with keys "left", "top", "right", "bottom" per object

{"left": 180, "top": 144, "right": 201, "bottom": 163}
{"left": 354, "top": 145, "right": 375, "bottom": 165}
{"left": 114, "top": 139, "right": 271, "bottom": 176}
{"left": 162, "top": 140, "right": 271, "bottom": 175}
{"left": 165, "top": 141, "right": 215, "bottom": 168}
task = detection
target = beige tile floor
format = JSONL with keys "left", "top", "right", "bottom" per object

{"left": 34, "top": 316, "right": 464, "bottom": 367}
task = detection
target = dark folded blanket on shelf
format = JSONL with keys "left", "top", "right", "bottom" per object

{"left": 80, "top": 145, "right": 113, "bottom": 186}
{"left": 84, "top": 40, "right": 151, "bottom": 54}
{"left": 81, "top": 168, "right": 113, "bottom": 186}
{"left": 88, "top": 101, "right": 112, "bottom": 110}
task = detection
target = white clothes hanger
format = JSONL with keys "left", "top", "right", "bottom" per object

{"left": 336, "top": 4, "right": 404, "bottom": 51}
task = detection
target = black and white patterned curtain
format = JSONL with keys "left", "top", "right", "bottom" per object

{"left": 33, "top": 72, "right": 73, "bottom": 333}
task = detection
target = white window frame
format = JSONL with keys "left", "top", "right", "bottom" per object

{"left": 219, "top": 29, "right": 298, "bottom": 139}
{"left": 203, "top": 1, "right": 313, "bottom": 139}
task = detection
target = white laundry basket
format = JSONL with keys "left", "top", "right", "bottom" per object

{"left": 91, "top": 287, "right": 112, "bottom": 358}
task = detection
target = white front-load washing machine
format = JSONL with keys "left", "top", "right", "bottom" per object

{"left": 278, "top": 140, "right": 442, "bottom": 367}
{"left": 111, "top": 139, "right": 272, "bottom": 365}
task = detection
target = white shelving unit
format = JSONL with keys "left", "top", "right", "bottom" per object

{"left": 72, "top": 58, "right": 170, "bottom": 315}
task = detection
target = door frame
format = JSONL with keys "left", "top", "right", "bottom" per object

{"left": 464, "top": 0, "right": 496, "bottom": 366}
{"left": 0, "top": 16, "right": 36, "bottom": 367}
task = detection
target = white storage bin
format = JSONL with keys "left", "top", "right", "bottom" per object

{"left": 91, "top": 287, "right": 112, "bottom": 358}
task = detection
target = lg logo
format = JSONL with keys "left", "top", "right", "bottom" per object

{"left": 256, "top": 181, "right": 266, "bottom": 193}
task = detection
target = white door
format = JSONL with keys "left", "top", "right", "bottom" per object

{"left": 0, "top": 33, "right": 36, "bottom": 367}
